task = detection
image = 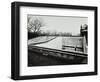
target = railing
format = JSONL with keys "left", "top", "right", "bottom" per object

{"left": 28, "top": 45, "right": 87, "bottom": 58}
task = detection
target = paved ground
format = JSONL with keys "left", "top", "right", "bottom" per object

{"left": 34, "top": 36, "right": 84, "bottom": 53}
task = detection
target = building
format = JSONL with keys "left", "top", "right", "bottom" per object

{"left": 80, "top": 24, "right": 88, "bottom": 44}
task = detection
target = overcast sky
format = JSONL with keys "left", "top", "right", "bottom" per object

{"left": 28, "top": 15, "right": 88, "bottom": 35}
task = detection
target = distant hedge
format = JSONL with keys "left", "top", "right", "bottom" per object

{"left": 28, "top": 32, "right": 39, "bottom": 40}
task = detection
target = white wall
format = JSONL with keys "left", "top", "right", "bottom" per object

{"left": 0, "top": 0, "right": 99, "bottom": 82}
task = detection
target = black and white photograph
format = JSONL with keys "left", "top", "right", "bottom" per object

{"left": 11, "top": 2, "right": 97, "bottom": 80}
{"left": 28, "top": 15, "right": 88, "bottom": 66}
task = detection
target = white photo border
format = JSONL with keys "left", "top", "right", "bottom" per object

{"left": 20, "top": 6, "right": 95, "bottom": 76}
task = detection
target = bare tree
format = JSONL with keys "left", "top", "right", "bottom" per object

{"left": 28, "top": 17, "right": 44, "bottom": 34}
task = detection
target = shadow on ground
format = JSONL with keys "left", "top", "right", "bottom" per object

{"left": 28, "top": 50, "right": 87, "bottom": 67}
